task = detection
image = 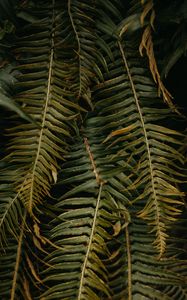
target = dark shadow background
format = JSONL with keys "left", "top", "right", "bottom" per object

{"left": 165, "top": 56, "right": 187, "bottom": 118}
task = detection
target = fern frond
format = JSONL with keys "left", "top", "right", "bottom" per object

{"left": 164, "top": 286, "right": 187, "bottom": 300}
{"left": 0, "top": 237, "right": 22, "bottom": 299}
{"left": 0, "top": 213, "right": 36, "bottom": 300}
{"left": 41, "top": 157, "right": 111, "bottom": 299}
{"left": 0, "top": 64, "right": 34, "bottom": 122}
{"left": 0, "top": 1, "right": 83, "bottom": 220}
{"left": 40, "top": 119, "right": 133, "bottom": 299}
{"left": 117, "top": 0, "right": 175, "bottom": 110}
{"left": 0, "top": 181, "right": 25, "bottom": 243}
{"left": 0, "top": 1, "right": 186, "bottom": 299}
{"left": 105, "top": 206, "right": 187, "bottom": 300}
{"left": 67, "top": 0, "right": 97, "bottom": 99}
{"left": 139, "top": 24, "right": 174, "bottom": 110}
{"left": 90, "top": 34, "right": 185, "bottom": 256}
{"left": 0, "top": 210, "right": 47, "bottom": 300}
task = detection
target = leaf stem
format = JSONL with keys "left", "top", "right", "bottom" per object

{"left": 68, "top": 0, "right": 82, "bottom": 97}
{"left": 10, "top": 212, "right": 26, "bottom": 300}
{"left": 28, "top": 0, "right": 55, "bottom": 213}
{"left": 84, "top": 137, "right": 103, "bottom": 185}
{"left": 125, "top": 225, "right": 132, "bottom": 300}
{"left": 77, "top": 183, "right": 103, "bottom": 299}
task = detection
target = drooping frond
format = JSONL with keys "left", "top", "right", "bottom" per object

{"left": 139, "top": 25, "right": 174, "bottom": 109}
{"left": 39, "top": 109, "right": 186, "bottom": 299}
{"left": 0, "top": 0, "right": 83, "bottom": 223}
{"left": 40, "top": 121, "right": 132, "bottom": 299}
{"left": 0, "top": 1, "right": 186, "bottom": 299}
{"left": 39, "top": 95, "right": 186, "bottom": 299}
{"left": 106, "top": 211, "right": 186, "bottom": 300}
{"left": 0, "top": 180, "right": 25, "bottom": 243}
{"left": 0, "top": 211, "right": 46, "bottom": 300}
{"left": 118, "top": 0, "right": 175, "bottom": 110}
{"left": 0, "top": 237, "right": 23, "bottom": 299}
{"left": 122, "top": 42, "right": 184, "bottom": 256}
{"left": 90, "top": 30, "right": 185, "bottom": 256}
{"left": 67, "top": 0, "right": 97, "bottom": 99}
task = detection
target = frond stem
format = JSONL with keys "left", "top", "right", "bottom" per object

{"left": 125, "top": 225, "right": 132, "bottom": 300}
{"left": 10, "top": 212, "right": 26, "bottom": 300}
{"left": 77, "top": 183, "right": 103, "bottom": 300}
{"left": 0, "top": 175, "right": 30, "bottom": 239}
{"left": 84, "top": 137, "right": 103, "bottom": 184}
{"left": 28, "top": 0, "right": 55, "bottom": 213}
{"left": 0, "top": 179, "right": 26, "bottom": 231}
{"left": 68, "top": 0, "right": 82, "bottom": 97}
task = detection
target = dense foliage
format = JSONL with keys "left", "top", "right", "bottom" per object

{"left": 0, "top": 0, "right": 186, "bottom": 299}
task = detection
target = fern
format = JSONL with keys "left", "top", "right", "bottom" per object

{"left": 40, "top": 103, "right": 186, "bottom": 299}
{"left": 40, "top": 125, "right": 130, "bottom": 299}
{"left": 0, "top": 0, "right": 186, "bottom": 299}
{"left": 0, "top": 237, "right": 23, "bottom": 299}
{"left": 90, "top": 31, "right": 185, "bottom": 256}
{"left": 106, "top": 221, "right": 186, "bottom": 299}
{"left": 0, "top": 0, "right": 83, "bottom": 236}
{"left": 67, "top": 0, "right": 97, "bottom": 98}
{"left": 0, "top": 213, "right": 34, "bottom": 299}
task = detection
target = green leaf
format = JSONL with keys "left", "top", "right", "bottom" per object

{"left": 0, "top": 93, "right": 34, "bottom": 122}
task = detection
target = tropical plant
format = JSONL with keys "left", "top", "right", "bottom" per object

{"left": 0, "top": 0, "right": 186, "bottom": 299}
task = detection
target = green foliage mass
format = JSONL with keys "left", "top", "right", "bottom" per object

{"left": 0, "top": 0, "right": 186, "bottom": 299}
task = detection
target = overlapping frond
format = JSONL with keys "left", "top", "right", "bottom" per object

{"left": 0, "top": 237, "right": 23, "bottom": 299}
{"left": 40, "top": 121, "right": 132, "bottom": 299}
{"left": 0, "top": 212, "right": 42, "bottom": 300}
{"left": 67, "top": 0, "right": 97, "bottom": 99}
{"left": 106, "top": 213, "right": 186, "bottom": 300}
{"left": 117, "top": 0, "right": 175, "bottom": 109}
{"left": 90, "top": 31, "right": 185, "bottom": 256}
{"left": 0, "top": 0, "right": 83, "bottom": 227}
{"left": 0, "top": 1, "right": 186, "bottom": 299}
{"left": 39, "top": 112, "right": 186, "bottom": 299}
